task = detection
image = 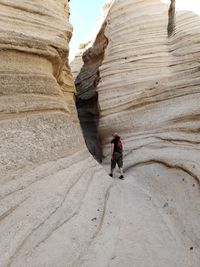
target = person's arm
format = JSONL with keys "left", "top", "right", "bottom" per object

{"left": 111, "top": 143, "right": 114, "bottom": 159}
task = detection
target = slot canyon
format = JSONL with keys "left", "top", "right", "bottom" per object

{"left": 0, "top": 0, "right": 199, "bottom": 266}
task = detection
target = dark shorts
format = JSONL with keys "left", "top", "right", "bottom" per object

{"left": 111, "top": 152, "right": 123, "bottom": 169}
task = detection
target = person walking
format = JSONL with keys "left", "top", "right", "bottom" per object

{"left": 109, "top": 133, "right": 124, "bottom": 179}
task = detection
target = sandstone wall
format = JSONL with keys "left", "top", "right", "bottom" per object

{"left": 71, "top": 1, "right": 113, "bottom": 161}
{"left": 72, "top": 0, "right": 200, "bottom": 183}
{"left": 71, "top": 0, "right": 200, "bottom": 266}
{"left": 0, "top": 1, "right": 112, "bottom": 266}
{"left": 0, "top": 0, "right": 83, "bottom": 176}
{"left": 98, "top": 0, "right": 200, "bottom": 182}
{"left": 1, "top": 0, "right": 200, "bottom": 266}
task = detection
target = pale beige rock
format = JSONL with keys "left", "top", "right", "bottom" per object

{"left": 70, "top": 0, "right": 114, "bottom": 78}
{"left": 98, "top": 0, "right": 200, "bottom": 180}
{"left": 0, "top": 0, "right": 200, "bottom": 266}
{"left": 0, "top": 0, "right": 82, "bottom": 176}
{"left": 71, "top": 0, "right": 200, "bottom": 266}
{"left": 0, "top": 1, "right": 112, "bottom": 266}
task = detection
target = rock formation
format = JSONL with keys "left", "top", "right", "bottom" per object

{"left": 75, "top": 23, "right": 108, "bottom": 162}
{"left": 0, "top": 1, "right": 112, "bottom": 266}
{"left": 72, "top": 0, "right": 200, "bottom": 266}
{"left": 72, "top": 3, "right": 112, "bottom": 162}
{"left": 0, "top": 0, "right": 200, "bottom": 266}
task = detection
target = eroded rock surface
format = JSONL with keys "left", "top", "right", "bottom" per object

{"left": 75, "top": 23, "right": 108, "bottom": 162}
{"left": 72, "top": 0, "right": 200, "bottom": 266}
{"left": 99, "top": 0, "right": 200, "bottom": 184}
{"left": 0, "top": 1, "right": 112, "bottom": 266}
{"left": 0, "top": 0, "right": 200, "bottom": 266}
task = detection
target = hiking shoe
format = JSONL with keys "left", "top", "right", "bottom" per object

{"left": 109, "top": 173, "right": 113, "bottom": 177}
{"left": 119, "top": 175, "right": 124, "bottom": 180}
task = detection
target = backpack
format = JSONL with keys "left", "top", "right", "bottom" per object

{"left": 117, "top": 139, "right": 123, "bottom": 153}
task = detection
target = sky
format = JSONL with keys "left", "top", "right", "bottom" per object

{"left": 69, "top": 0, "right": 200, "bottom": 62}
{"left": 69, "top": 0, "right": 106, "bottom": 62}
{"left": 162, "top": 0, "right": 200, "bottom": 15}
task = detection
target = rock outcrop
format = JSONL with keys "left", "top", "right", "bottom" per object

{"left": 75, "top": 23, "right": 108, "bottom": 162}
{"left": 72, "top": 2, "right": 113, "bottom": 162}
{"left": 0, "top": 0, "right": 81, "bottom": 175}
{"left": 100, "top": 0, "right": 200, "bottom": 182}
{"left": 72, "top": 0, "right": 200, "bottom": 266}
{"left": 0, "top": 0, "right": 200, "bottom": 266}
{"left": 72, "top": 0, "right": 200, "bottom": 184}
{"left": 0, "top": 1, "right": 112, "bottom": 266}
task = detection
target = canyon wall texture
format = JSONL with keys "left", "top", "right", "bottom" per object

{"left": 72, "top": 0, "right": 200, "bottom": 185}
{"left": 75, "top": 23, "right": 108, "bottom": 162}
{"left": 0, "top": 0, "right": 200, "bottom": 266}
{"left": 100, "top": 0, "right": 200, "bottom": 188}
{"left": 0, "top": 1, "right": 112, "bottom": 266}
{"left": 72, "top": 2, "right": 112, "bottom": 162}
{"left": 72, "top": 0, "right": 200, "bottom": 266}
{"left": 0, "top": 0, "right": 82, "bottom": 175}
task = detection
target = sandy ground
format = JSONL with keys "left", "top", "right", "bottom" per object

{"left": 1, "top": 155, "right": 199, "bottom": 267}
{"left": 78, "top": 163, "right": 200, "bottom": 267}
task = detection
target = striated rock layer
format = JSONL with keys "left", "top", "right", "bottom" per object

{"left": 0, "top": 0, "right": 80, "bottom": 175}
{"left": 72, "top": 0, "right": 200, "bottom": 266}
{"left": 75, "top": 23, "right": 108, "bottom": 162}
{"left": 0, "top": 1, "right": 112, "bottom": 266}
{"left": 72, "top": 2, "right": 112, "bottom": 162}
{"left": 0, "top": 0, "right": 200, "bottom": 266}
{"left": 99, "top": 0, "right": 200, "bottom": 183}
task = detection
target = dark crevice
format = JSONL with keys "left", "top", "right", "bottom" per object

{"left": 168, "top": 0, "right": 176, "bottom": 37}
{"left": 75, "top": 22, "right": 108, "bottom": 162}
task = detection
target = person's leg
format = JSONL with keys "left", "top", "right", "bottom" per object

{"left": 117, "top": 155, "right": 124, "bottom": 179}
{"left": 109, "top": 158, "right": 116, "bottom": 177}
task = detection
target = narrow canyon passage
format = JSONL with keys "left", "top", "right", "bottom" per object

{"left": 1, "top": 0, "right": 200, "bottom": 266}
{"left": 70, "top": 0, "right": 200, "bottom": 264}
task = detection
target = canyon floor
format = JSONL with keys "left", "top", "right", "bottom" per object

{"left": 76, "top": 162, "right": 200, "bottom": 267}
{"left": 1, "top": 155, "right": 199, "bottom": 267}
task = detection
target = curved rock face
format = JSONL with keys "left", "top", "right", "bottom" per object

{"left": 71, "top": 2, "right": 112, "bottom": 162}
{"left": 99, "top": 0, "right": 200, "bottom": 184}
{"left": 0, "top": 0, "right": 83, "bottom": 175}
{"left": 72, "top": 0, "right": 200, "bottom": 266}
{"left": 0, "top": 1, "right": 112, "bottom": 266}
{"left": 72, "top": 0, "right": 200, "bottom": 183}
{"left": 75, "top": 23, "right": 108, "bottom": 162}
{"left": 1, "top": 0, "right": 200, "bottom": 266}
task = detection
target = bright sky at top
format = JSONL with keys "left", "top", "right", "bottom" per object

{"left": 161, "top": 0, "right": 200, "bottom": 15}
{"left": 69, "top": 0, "right": 200, "bottom": 61}
{"left": 69, "top": 0, "right": 106, "bottom": 62}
